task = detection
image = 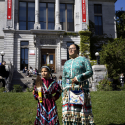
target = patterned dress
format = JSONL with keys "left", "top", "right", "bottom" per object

{"left": 62, "top": 56, "right": 94, "bottom": 125}
{"left": 33, "top": 78, "right": 62, "bottom": 125}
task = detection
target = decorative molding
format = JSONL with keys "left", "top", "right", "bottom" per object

{"left": 40, "top": 39, "right": 57, "bottom": 45}
{"left": 39, "top": 35, "right": 58, "bottom": 39}
{"left": 88, "top": 0, "right": 117, "bottom": 2}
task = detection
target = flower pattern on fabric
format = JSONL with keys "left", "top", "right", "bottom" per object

{"left": 62, "top": 56, "right": 94, "bottom": 125}
{"left": 62, "top": 56, "right": 93, "bottom": 89}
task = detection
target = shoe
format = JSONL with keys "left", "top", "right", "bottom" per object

{"left": 27, "top": 76, "right": 29, "bottom": 77}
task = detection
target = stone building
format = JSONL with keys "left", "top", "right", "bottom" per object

{"left": 0, "top": 0, "right": 117, "bottom": 72}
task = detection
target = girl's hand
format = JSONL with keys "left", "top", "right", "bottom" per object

{"left": 38, "top": 97, "right": 42, "bottom": 101}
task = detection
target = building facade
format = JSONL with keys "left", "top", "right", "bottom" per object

{"left": 0, "top": 0, "right": 117, "bottom": 72}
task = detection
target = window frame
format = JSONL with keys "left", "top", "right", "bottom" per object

{"left": 19, "top": 1, "right": 35, "bottom": 30}
{"left": 39, "top": 2, "right": 55, "bottom": 30}
{"left": 94, "top": 4, "right": 103, "bottom": 35}
{"left": 60, "top": 3, "right": 74, "bottom": 31}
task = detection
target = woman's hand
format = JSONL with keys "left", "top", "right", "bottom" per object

{"left": 72, "top": 77, "right": 78, "bottom": 83}
{"left": 38, "top": 97, "right": 42, "bottom": 101}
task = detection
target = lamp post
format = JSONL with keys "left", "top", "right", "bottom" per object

{"left": 95, "top": 52, "right": 100, "bottom": 65}
{"left": 1, "top": 51, "right": 5, "bottom": 63}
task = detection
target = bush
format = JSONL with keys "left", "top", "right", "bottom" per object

{"left": 12, "top": 85, "right": 22, "bottom": 92}
{"left": 100, "top": 38, "right": 125, "bottom": 80}
{"left": 117, "top": 84, "right": 125, "bottom": 91}
{"left": 26, "top": 87, "right": 34, "bottom": 92}
{"left": 90, "top": 60, "right": 97, "bottom": 66}
{"left": 0, "top": 87, "right": 5, "bottom": 92}
{"left": 97, "top": 76, "right": 113, "bottom": 91}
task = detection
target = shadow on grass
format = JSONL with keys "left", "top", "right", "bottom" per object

{"left": 108, "top": 123, "right": 125, "bottom": 125}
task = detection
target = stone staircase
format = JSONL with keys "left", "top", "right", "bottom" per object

{"left": 10, "top": 70, "right": 36, "bottom": 92}
{"left": 10, "top": 70, "right": 93, "bottom": 92}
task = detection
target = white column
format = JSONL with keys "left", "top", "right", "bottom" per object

{"left": 55, "top": 0, "right": 62, "bottom": 30}
{"left": 75, "top": 0, "right": 89, "bottom": 31}
{"left": 34, "top": 0, "right": 41, "bottom": 29}
{"left": 82, "top": 0, "right": 89, "bottom": 30}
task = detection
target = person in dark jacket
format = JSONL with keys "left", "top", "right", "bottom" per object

{"left": 0, "top": 61, "right": 9, "bottom": 87}
{"left": 0, "top": 61, "right": 7, "bottom": 77}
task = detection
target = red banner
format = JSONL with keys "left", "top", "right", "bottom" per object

{"left": 7, "top": 0, "right": 12, "bottom": 20}
{"left": 82, "top": 0, "right": 86, "bottom": 22}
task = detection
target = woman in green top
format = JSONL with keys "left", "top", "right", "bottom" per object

{"left": 62, "top": 44, "right": 94, "bottom": 125}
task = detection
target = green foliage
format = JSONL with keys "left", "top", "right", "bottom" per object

{"left": 116, "top": 10, "right": 125, "bottom": 38}
{"left": 12, "top": 85, "right": 22, "bottom": 92}
{"left": 90, "top": 35, "right": 114, "bottom": 60}
{"left": 100, "top": 38, "right": 125, "bottom": 80}
{"left": 0, "top": 87, "right": 5, "bottom": 92}
{"left": 27, "top": 87, "right": 34, "bottom": 92}
{"left": 117, "top": 85, "right": 125, "bottom": 91}
{"left": 90, "top": 60, "right": 97, "bottom": 66}
{"left": 89, "top": 20, "right": 114, "bottom": 60}
{"left": 78, "top": 31, "right": 91, "bottom": 57}
{"left": 63, "top": 32, "right": 79, "bottom": 36}
{"left": 97, "top": 76, "right": 113, "bottom": 91}
{"left": 1, "top": 92, "right": 125, "bottom": 124}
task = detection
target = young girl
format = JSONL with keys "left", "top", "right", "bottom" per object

{"left": 33, "top": 66, "right": 62, "bottom": 125}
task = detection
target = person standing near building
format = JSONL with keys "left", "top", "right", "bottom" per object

{"left": 120, "top": 73, "right": 124, "bottom": 87}
{"left": 0, "top": 61, "right": 9, "bottom": 87}
{"left": 62, "top": 44, "right": 94, "bottom": 125}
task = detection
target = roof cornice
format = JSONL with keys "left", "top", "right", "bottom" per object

{"left": 89, "top": 0, "right": 117, "bottom": 3}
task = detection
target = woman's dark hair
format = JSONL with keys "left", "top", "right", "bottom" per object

{"left": 59, "top": 75, "right": 62, "bottom": 79}
{"left": 73, "top": 44, "right": 79, "bottom": 51}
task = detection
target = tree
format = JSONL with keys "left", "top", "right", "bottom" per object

{"left": 116, "top": 10, "right": 125, "bottom": 38}
{"left": 100, "top": 38, "right": 125, "bottom": 80}
{"left": 89, "top": 20, "right": 114, "bottom": 60}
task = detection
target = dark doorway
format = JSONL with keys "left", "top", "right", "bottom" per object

{"left": 20, "top": 41, "right": 29, "bottom": 70}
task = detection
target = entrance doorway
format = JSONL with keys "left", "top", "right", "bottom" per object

{"left": 41, "top": 49, "right": 55, "bottom": 72}
{"left": 20, "top": 41, "right": 29, "bottom": 70}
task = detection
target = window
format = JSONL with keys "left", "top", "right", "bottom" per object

{"left": 39, "top": 3, "right": 55, "bottom": 30}
{"left": 94, "top": 4, "right": 102, "bottom": 14}
{"left": 19, "top": 2, "right": 35, "bottom": 30}
{"left": 20, "top": 41, "right": 29, "bottom": 70}
{"left": 94, "top": 4, "right": 103, "bottom": 35}
{"left": 94, "top": 16, "right": 103, "bottom": 35}
{"left": 60, "top": 4, "right": 74, "bottom": 31}
{"left": 67, "top": 42, "right": 74, "bottom": 60}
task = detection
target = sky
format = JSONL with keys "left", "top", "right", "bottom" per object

{"left": 115, "top": 0, "right": 125, "bottom": 11}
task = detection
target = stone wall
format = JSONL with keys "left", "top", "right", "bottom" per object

{"left": 0, "top": 1, "right": 5, "bottom": 36}
{"left": 88, "top": 1, "right": 117, "bottom": 38}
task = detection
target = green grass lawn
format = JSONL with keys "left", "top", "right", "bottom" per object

{"left": 0, "top": 91, "right": 125, "bottom": 125}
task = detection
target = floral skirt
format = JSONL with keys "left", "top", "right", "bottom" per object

{"left": 62, "top": 88, "right": 94, "bottom": 125}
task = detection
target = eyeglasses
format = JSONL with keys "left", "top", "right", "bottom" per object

{"left": 68, "top": 48, "right": 76, "bottom": 51}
